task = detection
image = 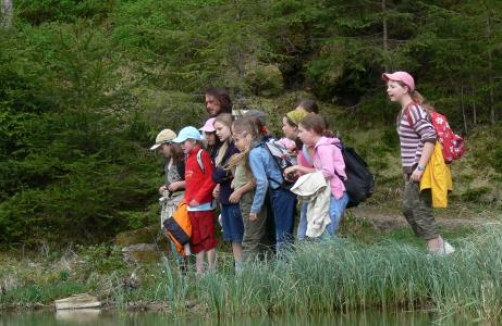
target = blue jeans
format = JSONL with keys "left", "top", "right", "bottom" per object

{"left": 325, "top": 192, "right": 349, "bottom": 236}
{"left": 221, "top": 203, "right": 244, "bottom": 242}
{"left": 296, "top": 202, "right": 308, "bottom": 241}
{"left": 270, "top": 187, "right": 296, "bottom": 253}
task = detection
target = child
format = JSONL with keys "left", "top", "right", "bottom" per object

{"left": 200, "top": 117, "right": 221, "bottom": 162}
{"left": 150, "top": 129, "right": 188, "bottom": 262}
{"left": 280, "top": 109, "right": 312, "bottom": 240}
{"left": 238, "top": 116, "right": 297, "bottom": 255}
{"left": 172, "top": 126, "right": 217, "bottom": 274}
{"left": 285, "top": 113, "right": 349, "bottom": 237}
{"left": 150, "top": 129, "right": 186, "bottom": 207}
{"left": 382, "top": 71, "right": 454, "bottom": 255}
{"left": 211, "top": 114, "right": 245, "bottom": 272}
{"left": 226, "top": 118, "right": 265, "bottom": 262}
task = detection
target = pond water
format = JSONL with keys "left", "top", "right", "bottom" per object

{"left": 0, "top": 309, "right": 472, "bottom": 326}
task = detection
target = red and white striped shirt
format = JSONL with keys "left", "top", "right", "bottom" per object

{"left": 397, "top": 104, "right": 437, "bottom": 172}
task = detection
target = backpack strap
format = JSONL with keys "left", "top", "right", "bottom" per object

{"left": 196, "top": 149, "right": 205, "bottom": 174}
{"left": 302, "top": 145, "right": 314, "bottom": 166}
{"left": 403, "top": 103, "right": 432, "bottom": 130}
{"left": 333, "top": 142, "right": 346, "bottom": 180}
{"left": 403, "top": 103, "right": 415, "bottom": 127}
{"left": 260, "top": 141, "right": 286, "bottom": 188}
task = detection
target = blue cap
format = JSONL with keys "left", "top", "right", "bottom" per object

{"left": 172, "top": 126, "right": 201, "bottom": 143}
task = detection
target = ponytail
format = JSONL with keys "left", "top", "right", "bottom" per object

{"left": 410, "top": 90, "right": 425, "bottom": 105}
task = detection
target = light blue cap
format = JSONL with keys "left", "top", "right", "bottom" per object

{"left": 172, "top": 126, "right": 201, "bottom": 143}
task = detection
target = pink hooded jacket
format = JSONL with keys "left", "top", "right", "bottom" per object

{"left": 313, "top": 136, "right": 346, "bottom": 199}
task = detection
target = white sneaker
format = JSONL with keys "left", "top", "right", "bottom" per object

{"left": 443, "top": 239, "right": 455, "bottom": 254}
{"left": 429, "top": 236, "right": 455, "bottom": 255}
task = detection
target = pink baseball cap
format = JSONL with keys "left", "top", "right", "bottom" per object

{"left": 199, "top": 117, "right": 216, "bottom": 133}
{"left": 382, "top": 71, "right": 415, "bottom": 92}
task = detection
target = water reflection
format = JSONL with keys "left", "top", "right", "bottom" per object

{"left": 0, "top": 310, "right": 474, "bottom": 325}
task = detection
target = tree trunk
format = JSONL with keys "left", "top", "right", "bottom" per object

{"left": 382, "top": 0, "right": 389, "bottom": 71}
{"left": 1, "top": 0, "right": 13, "bottom": 29}
{"left": 486, "top": 8, "right": 495, "bottom": 124}
{"left": 461, "top": 86, "right": 468, "bottom": 136}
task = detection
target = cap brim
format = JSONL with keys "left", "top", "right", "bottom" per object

{"left": 150, "top": 143, "right": 161, "bottom": 150}
{"left": 200, "top": 127, "right": 215, "bottom": 133}
{"left": 382, "top": 73, "right": 392, "bottom": 82}
{"left": 172, "top": 136, "right": 187, "bottom": 144}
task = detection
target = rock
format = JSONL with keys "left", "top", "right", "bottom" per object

{"left": 55, "top": 293, "right": 101, "bottom": 310}
{"left": 121, "top": 243, "right": 163, "bottom": 264}
{"left": 116, "top": 224, "right": 172, "bottom": 263}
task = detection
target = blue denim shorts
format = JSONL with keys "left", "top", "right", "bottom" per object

{"left": 221, "top": 203, "right": 245, "bottom": 242}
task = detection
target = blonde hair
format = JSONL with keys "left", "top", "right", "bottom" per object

{"left": 213, "top": 113, "right": 234, "bottom": 167}
{"left": 225, "top": 117, "right": 257, "bottom": 177}
{"left": 411, "top": 90, "right": 425, "bottom": 104}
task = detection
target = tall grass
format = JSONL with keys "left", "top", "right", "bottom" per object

{"left": 2, "top": 223, "right": 502, "bottom": 322}
{"left": 156, "top": 223, "right": 502, "bottom": 321}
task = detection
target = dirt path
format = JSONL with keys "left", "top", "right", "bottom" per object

{"left": 348, "top": 206, "right": 496, "bottom": 231}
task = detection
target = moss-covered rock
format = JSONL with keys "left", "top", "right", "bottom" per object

{"left": 115, "top": 225, "right": 170, "bottom": 263}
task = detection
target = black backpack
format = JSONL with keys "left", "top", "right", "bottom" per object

{"left": 336, "top": 143, "right": 375, "bottom": 208}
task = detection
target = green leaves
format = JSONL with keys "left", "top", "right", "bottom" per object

{"left": 1, "top": 0, "right": 502, "bottom": 246}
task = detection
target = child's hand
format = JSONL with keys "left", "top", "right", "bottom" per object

{"left": 283, "top": 165, "right": 296, "bottom": 176}
{"left": 249, "top": 213, "right": 258, "bottom": 222}
{"left": 168, "top": 181, "right": 182, "bottom": 192}
{"left": 158, "top": 185, "right": 167, "bottom": 195}
{"left": 229, "top": 190, "right": 242, "bottom": 203}
{"left": 212, "top": 184, "right": 220, "bottom": 199}
{"left": 188, "top": 200, "right": 200, "bottom": 207}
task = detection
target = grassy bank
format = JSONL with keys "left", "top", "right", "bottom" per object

{"left": 0, "top": 215, "right": 501, "bottom": 322}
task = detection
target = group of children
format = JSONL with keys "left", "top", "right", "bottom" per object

{"left": 151, "top": 71, "right": 458, "bottom": 275}
{"left": 151, "top": 99, "right": 350, "bottom": 274}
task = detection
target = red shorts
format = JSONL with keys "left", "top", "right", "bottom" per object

{"left": 188, "top": 210, "right": 217, "bottom": 254}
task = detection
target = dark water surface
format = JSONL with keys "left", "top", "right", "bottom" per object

{"left": 0, "top": 309, "right": 473, "bottom": 325}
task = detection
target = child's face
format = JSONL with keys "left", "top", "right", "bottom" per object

{"left": 181, "top": 139, "right": 196, "bottom": 154}
{"left": 205, "top": 132, "right": 217, "bottom": 146}
{"left": 386, "top": 81, "right": 407, "bottom": 103}
{"left": 282, "top": 116, "right": 298, "bottom": 140}
{"left": 298, "top": 125, "right": 316, "bottom": 147}
{"left": 232, "top": 129, "right": 248, "bottom": 152}
{"left": 214, "top": 121, "right": 231, "bottom": 142}
{"left": 158, "top": 143, "right": 171, "bottom": 157}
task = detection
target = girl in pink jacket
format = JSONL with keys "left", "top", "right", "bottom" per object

{"left": 284, "top": 113, "right": 349, "bottom": 236}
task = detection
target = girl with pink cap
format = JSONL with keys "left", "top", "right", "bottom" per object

{"left": 383, "top": 71, "right": 454, "bottom": 255}
{"left": 200, "top": 117, "right": 222, "bottom": 162}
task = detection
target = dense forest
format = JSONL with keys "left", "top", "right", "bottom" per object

{"left": 1, "top": 0, "right": 501, "bottom": 246}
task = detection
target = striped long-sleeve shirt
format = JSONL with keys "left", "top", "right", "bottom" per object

{"left": 397, "top": 104, "right": 437, "bottom": 173}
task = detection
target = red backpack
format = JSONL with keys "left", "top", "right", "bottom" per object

{"left": 406, "top": 106, "right": 466, "bottom": 164}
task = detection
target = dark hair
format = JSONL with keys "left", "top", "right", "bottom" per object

{"left": 284, "top": 116, "right": 297, "bottom": 127}
{"left": 299, "top": 113, "right": 334, "bottom": 137}
{"left": 297, "top": 100, "right": 319, "bottom": 114}
{"left": 205, "top": 87, "right": 233, "bottom": 115}
{"left": 170, "top": 143, "right": 185, "bottom": 164}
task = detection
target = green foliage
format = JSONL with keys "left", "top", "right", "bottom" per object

{"left": 17, "top": 0, "right": 114, "bottom": 25}
{"left": 0, "top": 22, "right": 158, "bottom": 246}
{"left": 1, "top": 0, "right": 502, "bottom": 246}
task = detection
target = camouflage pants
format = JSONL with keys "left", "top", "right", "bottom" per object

{"left": 239, "top": 191, "right": 268, "bottom": 262}
{"left": 402, "top": 179, "right": 439, "bottom": 240}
